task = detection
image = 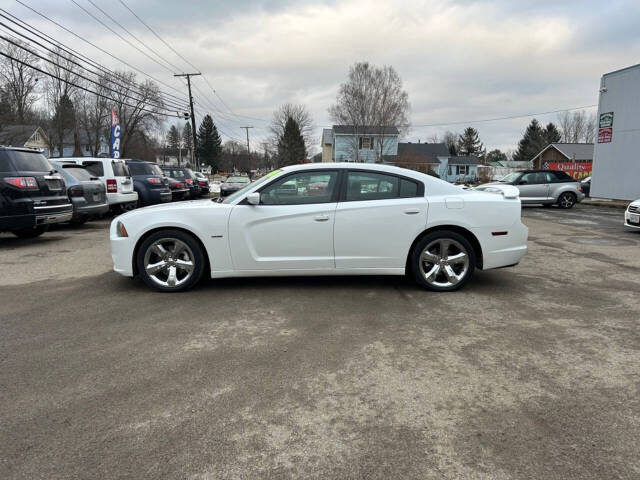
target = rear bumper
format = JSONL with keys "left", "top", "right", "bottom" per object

{"left": 475, "top": 222, "right": 529, "bottom": 270}
{"left": 73, "top": 202, "right": 110, "bottom": 219}
{"left": 107, "top": 191, "right": 138, "bottom": 206}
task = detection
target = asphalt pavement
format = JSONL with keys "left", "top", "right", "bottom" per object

{"left": 1, "top": 206, "right": 639, "bottom": 479}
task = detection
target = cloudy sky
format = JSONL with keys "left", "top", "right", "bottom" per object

{"left": 5, "top": 0, "right": 640, "bottom": 153}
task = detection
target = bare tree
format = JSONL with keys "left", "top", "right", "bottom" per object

{"left": 558, "top": 110, "right": 596, "bottom": 143}
{"left": 77, "top": 74, "right": 110, "bottom": 156}
{"left": 0, "top": 39, "right": 40, "bottom": 123}
{"left": 269, "top": 103, "right": 314, "bottom": 152}
{"left": 442, "top": 130, "right": 458, "bottom": 156}
{"left": 109, "top": 71, "right": 165, "bottom": 157}
{"left": 329, "top": 62, "right": 410, "bottom": 162}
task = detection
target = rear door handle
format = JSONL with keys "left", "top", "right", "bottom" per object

{"left": 314, "top": 215, "right": 330, "bottom": 222}
{"left": 404, "top": 208, "right": 420, "bottom": 215}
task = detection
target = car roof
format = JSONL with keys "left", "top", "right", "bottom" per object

{"left": 0, "top": 146, "right": 43, "bottom": 153}
{"left": 279, "top": 162, "right": 431, "bottom": 181}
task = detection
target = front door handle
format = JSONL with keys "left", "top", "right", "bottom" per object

{"left": 404, "top": 208, "right": 420, "bottom": 215}
{"left": 314, "top": 215, "right": 330, "bottom": 222}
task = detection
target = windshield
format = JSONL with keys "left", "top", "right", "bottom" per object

{"left": 499, "top": 172, "right": 522, "bottom": 183}
{"left": 0, "top": 150, "right": 53, "bottom": 172}
{"left": 226, "top": 176, "right": 249, "bottom": 184}
{"left": 222, "top": 172, "right": 275, "bottom": 204}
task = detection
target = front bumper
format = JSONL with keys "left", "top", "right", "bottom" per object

{"left": 624, "top": 208, "right": 640, "bottom": 229}
{"left": 110, "top": 220, "right": 135, "bottom": 277}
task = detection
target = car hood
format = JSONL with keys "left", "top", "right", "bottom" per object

{"left": 118, "top": 198, "right": 227, "bottom": 219}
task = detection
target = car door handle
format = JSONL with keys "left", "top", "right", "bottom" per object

{"left": 314, "top": 215, "right": 330, "bottom": 222}
{"left": 404, "top": 208, "right": 420, "bottom": 215}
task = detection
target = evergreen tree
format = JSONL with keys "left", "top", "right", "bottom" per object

{"left": 277, "top": 117, "right": 306, "bottom": 167}
{"left": 52, "top": 94, "right": 75, "bottom": 157}
{"left": 457, "top": 127, "right": 485, "bottom": 158}
{"left": 197, "top": 115, "right": 222, "bottom": 170}
{"left": 167, "top": 125, "right": 181, "bottom": 150}
{"left": 486, "top": 149, "right": 508, "bottom": 164}
{"left": 182, "top": 122, "right": 193, "bottom": 152}
{"left": 543, "top": 122, "right": 561, "bottom": 144}
{"left": 512, "top": 119, "right": 544, "bottom": 162}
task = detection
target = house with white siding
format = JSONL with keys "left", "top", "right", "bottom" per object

{"left": 323, "top": 125, "right": 399, "bottom": 163}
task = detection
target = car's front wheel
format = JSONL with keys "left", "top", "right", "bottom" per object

{"left": 558, "top": 192, "right": 577, "bottom": 209}
{"left": 411, "top": 231, "right": 476, "bottom": 292}
{"left": 136, "top": 229, "right": 206, "bottom": 292}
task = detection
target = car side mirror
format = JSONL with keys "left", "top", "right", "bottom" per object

{"left": 246, "top": 192, "right": 260, "bottom": 205}
{"left": 518, "top": 180, "right": 527, "bottom": 185}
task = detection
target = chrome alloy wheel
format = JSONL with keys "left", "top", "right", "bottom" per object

{"left": 143, "top": 238, "right": 195, "bottom": 288}
{"left": 419, "top": 238, "right": 470, "bottom": 288}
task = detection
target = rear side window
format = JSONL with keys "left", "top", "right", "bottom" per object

{"left": 84, "top": 161, "right": 104, "bottom": 177}
{"left": 0, "top": 150, "right": 52, "bottom": 172}
{"left": 345, "top": 171, "right": 422, "bottom": 201}
{"left": 111, "top": 161, "right": 130, "bottom": 177}
{"left": 64, "top": 166, "right": 93, "bottom": 181}
{"left": 551, "top": 171, "right": 572, "bottom": 182}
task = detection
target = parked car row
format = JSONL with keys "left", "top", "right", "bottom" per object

{"left": 0, "top": 146, "right": 210, "bottom": 238}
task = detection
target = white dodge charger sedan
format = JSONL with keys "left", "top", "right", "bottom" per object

{"left": 110, "top": 163, "right": 528, "bottom": 292}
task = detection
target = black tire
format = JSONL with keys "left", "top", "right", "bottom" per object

{"left": 12, "top": 225, "right": 48, "bottom": 238}
{"left": 70, "top": 217, "right": 88, "bottom": 225}
{"left": 557, "top": 192, "right": 577, "bottom": 209}
{"left": 120, "top": 202, "right": 137, "bottom": 213}
{"left": 136, "top": 229, "right": 206, "bottom": 292}
{"left": 410, "top": 230, "right": 476, "bottom": 292}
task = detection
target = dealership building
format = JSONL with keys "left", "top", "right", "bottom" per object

{"left": 591, "top": 63, "right": 640, "bottom": 201}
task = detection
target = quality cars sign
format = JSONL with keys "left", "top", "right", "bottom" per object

{"left": 546, "top": 161, "right": 592, "bottom": 180}
{"left": 110, "top": 109, "right": 121, "bottom": 158}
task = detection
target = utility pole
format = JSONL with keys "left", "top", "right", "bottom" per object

{"left": 174, "top": 73, "right": 201, "bottom": 168}
{"left": 241, "top": 126, "right": 253, "bottom": 155}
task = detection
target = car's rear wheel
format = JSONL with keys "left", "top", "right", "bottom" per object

{"left": 558, "top": 192, "right": 577, "bottom": 209}
{"left": 411, "top": 231, "right": 476, "bottom": 292}
{"left": 12, "top": 225, "right": 48, "bottom": 238}
{"left": 136, "top": 230, "right": 205, "bottom": 292}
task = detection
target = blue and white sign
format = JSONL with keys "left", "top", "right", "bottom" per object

{"left": 110, "top": 109, "right": 121, "bottom": 158}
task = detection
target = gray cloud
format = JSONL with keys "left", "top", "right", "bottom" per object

{"left": 6, "top": 0, "right": 639, "bottom": 151}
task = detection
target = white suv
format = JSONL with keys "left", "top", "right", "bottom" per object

{"left": 66, "top": 158, "right": 138, "bottom": 211}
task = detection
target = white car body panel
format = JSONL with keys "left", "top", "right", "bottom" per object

{"left": 110, "top": 163, "right": 528, "bottom": 280}
{"left": 66, "top": 157, "right": 138, "bottom": 206}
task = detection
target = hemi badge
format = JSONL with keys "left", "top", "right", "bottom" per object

{"left": 492, "top": 231, "right": 508, "bottom": 236}
{"left": 211, "top": 235, "right": 223, "bottom": 238}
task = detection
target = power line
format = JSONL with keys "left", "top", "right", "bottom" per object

{"left": 117, "top": 0, "right": 200, "bottom": 73}
{"left": 0, "top": 50, "right": 183, "bottom": 117}
{"left": 70, "top": 0, "right": 178, "bottom": 76}
{"left": 1, "top": 33, "right": 185, "bottom": 116}
{"left": 0, "top": 22, "right": 188, "bottom": 112}
{"left": 13, "top": 0, "right": 187, "bottom": 100}
{"left": 411, "top": 104, "right": 598, "bottom": 128}
{"left": 83, "top": 0, "right": 183, "bottom": 73}
{"left": 1, "top": 8, "right": 187, "bottom": 109}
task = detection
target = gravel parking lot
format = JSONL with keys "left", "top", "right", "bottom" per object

{"left": 1, "top": 205, "right": 639, "bottom": 479}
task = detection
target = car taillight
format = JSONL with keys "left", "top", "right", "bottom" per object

{"left": 146, "top": 177, "right": 162, "bottom": 184}
{"left": 175, "top": 182, "right": 184, "bottom": 188}
{"left": 198, "top": 181, "right": 207, "bottom": 187}
{"left": 186, "top": 178, "right": 193, "bottom": 185}
{"left": 106, "top": 179, "right": 117, "bottom": 193}
{"left": 68, "top": 185, "right": 84, "bottom": 197}
{"left": 5, "top": 177, "right": 38, "bottom": 190}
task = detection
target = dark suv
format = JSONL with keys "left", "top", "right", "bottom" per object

{"left": 0, "top": 147, "right": 73, "bottom": 238}
{"left": 161, "top": 167, "right": 200, "bottom": 198}
{"left": 126, "top": 159, "right": 172, "bottom": 207}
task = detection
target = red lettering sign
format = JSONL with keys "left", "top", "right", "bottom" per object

{"left": 546, "top": 162, "right": 592, "bottom": 180}
{"left": 598, "top": 127, "right": 612, "bottom": 143}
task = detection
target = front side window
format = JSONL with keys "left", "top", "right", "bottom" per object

{"left": 260, "top": 171, "right": 338, "bottom": 205}
{"left": 520, "top": 172, "right": 543, "bottom": 184}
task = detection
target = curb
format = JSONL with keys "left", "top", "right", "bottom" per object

{"left": 581, "top": 199, "right": 629, "bottom": 210}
